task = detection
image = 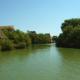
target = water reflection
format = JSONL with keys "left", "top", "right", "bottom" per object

{"left": 57, "top": 48, "right": 80, "bottom": 61}
{"left": 0, "top": 44, "right": 80, "bottom": 80}
{"left": 57, "top": 47, "right": 80, "bottom": 80}
{"left": 0, "top": 44, "right": 51, "bottom": 64}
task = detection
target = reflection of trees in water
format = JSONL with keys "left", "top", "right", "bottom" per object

{"left": 56, "top": 48, "right": 80, "bottom": 79}
{"left": 31, "top": 44, "right": 51, "bottom": 50}
{"left": 57, "top": 48, "right": 80, "bottom": 64}
{"left": 0, "top": 44, "right": 51, "bottom": 63}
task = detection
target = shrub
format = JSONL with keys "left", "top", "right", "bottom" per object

{"left": 14, "top": 42, "right": 26, "bottom": 49}
{"left": 1, "top": 40, "right": 13, "bottom": 51}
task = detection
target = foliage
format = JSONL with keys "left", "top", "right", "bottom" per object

{"left": 14, "top": 42, "right": 26, "bottom": 49}
{"left": 56, "top": 18, "right": 80, "bottom": 48}
{"left": 28, "top": 31, "right": 51, "bottom": 44}
{"left": 0, "top": 26, "right": 51, "bottom": 51}
{"left": 1, "top": 40, "right": 13, "bottom": 51}
{"left": 52, "top": 36, "right": 57, "bottom": 42}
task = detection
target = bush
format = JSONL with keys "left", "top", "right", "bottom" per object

{"left": 56, "top": 18, "right": 80, "bottom": 48}
{"left": 25, "top": 34, "right": 32, "bottom": 46}
{"left": 14, "top": 42, "right": 26, "bottom": 49}
{"left": 1, "top": 40, "right": 13, "bottom": 51}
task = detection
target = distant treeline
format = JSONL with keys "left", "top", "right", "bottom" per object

{"left": 0, "top": 26, "right": 52, "bottom": 51}
{"left": 56, "top": 18, "right": 80, "bottom": 48}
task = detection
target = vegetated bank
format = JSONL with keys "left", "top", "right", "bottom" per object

{"left": 0, "top": 26, "right": 52, "bottom": 51}
{"left": 56, "top": 18, "right": 80, "bottom": 48}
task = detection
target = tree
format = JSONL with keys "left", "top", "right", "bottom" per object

{"left": 56, "top": 18, "right": 80, "bottom": 48}
{"left": 27, "top": 31, "right": 51, "bottom": 44}
{"left": 0, "top": 26, "right": 52, "bottom": 51}
{"left": 52, "top": 36, "right": 57, "bottom": 42}
{"left": 1, "top": 40, "right": 13, "bottom": 51}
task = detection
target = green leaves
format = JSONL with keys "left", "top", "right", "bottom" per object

{"left": 0, "top": 26, "right": 51, "bottom": 51}
{"left": 1, "top": 40, "right": 13, "bottom": 51}
{"left": 56, "top": 18, "right": 80, "bottom": 48}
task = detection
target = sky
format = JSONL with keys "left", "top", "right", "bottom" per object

{"left": 0, "top": 0, "right": 80, "bottom": 36}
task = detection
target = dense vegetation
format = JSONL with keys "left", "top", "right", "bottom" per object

{"left": 52, "top": 36, "right": 57, "bottom": 43}
{"left": 56, "top": 18, "right": 80, "bottom": 48}
{"left": 28, "top": 31, "right": 51, "bottom": 44}
{"left": 0, "top": 26, "right": 52, "bottom": 51}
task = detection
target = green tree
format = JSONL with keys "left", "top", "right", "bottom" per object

{"left": 52, "top": 36, "right": 57, "bottom": 42}
{"left": 56, "top": 18, "right": 80, "bottom": 48}
{"left": 1, "top": 40, "right": 13, "bottom": 51}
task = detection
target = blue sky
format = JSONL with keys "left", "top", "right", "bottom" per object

{"left": 0, "top": 0, "right": 80, "bottom": 35}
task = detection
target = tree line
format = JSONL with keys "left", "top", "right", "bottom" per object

{"left": 55, "top": 18, "right": 80, "bottom": 48}
{"left": 0, "top": 26, "right": 52, "bottom": 51}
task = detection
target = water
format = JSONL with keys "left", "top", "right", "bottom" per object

{"left": 0, "top": 44, "right": 80, "bottom": 80}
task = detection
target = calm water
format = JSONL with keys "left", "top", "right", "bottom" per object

{"left": 0, "top": 44, "right": 80, "bottom": 80}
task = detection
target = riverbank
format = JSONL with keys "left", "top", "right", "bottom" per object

{"left": 0, "top": 26, "right": 52, "bottom": 51}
